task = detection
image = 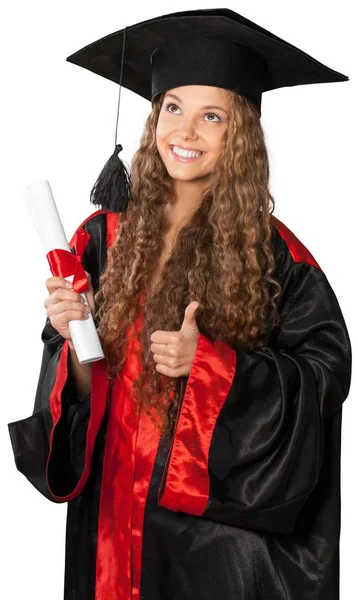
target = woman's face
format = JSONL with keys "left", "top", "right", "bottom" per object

{"left": 156, "top": 85, "right": 229, "bottom": 184}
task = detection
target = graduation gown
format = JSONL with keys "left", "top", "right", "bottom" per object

{"left": 8, "top": 209, "right": 351, "bottom": 600}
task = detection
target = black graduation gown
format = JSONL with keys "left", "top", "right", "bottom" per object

{"left": 8, "top": 209, "right": 352, "bottom": 600}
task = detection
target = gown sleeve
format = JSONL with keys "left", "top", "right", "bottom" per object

{"left": 7, "top": 210, "right": 110, "bottom": 503}
{"left": 157, "top": 230, "right": 352, "bottom": 535}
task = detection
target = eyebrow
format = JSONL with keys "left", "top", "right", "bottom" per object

{"left": 164, "top": 93, "right": 229, "bottom": 115}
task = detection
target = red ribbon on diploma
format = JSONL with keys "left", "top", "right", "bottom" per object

{"left": 46, "top": 227, "right": 90, "bottom": 293}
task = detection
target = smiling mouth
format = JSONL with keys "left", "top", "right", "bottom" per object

{"left": 168, "top": 145, "right": 205, "bottom": 162}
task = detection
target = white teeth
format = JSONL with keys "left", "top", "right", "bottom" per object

{"left": 172, "top": 145, "right": 202, "bottom": 158}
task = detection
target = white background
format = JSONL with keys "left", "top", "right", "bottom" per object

{"left": 1, "top": 1, "right": 356, "bottom": 598}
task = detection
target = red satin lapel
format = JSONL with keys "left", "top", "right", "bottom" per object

{"left": 95, "top": 215, "right": 163, "bottom": 600}
{"left": 270, "top": 215, "right": 321, "bottom": 269}
{"left": 158, "top": 333, "right": 236, "bottom": 515}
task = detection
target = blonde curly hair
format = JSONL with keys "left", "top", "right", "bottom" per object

{"left": 95, "top": 89, "right": 281, "bottom": 438}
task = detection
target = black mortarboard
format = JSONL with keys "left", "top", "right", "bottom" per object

{"left": 66, "top": 8, "right": 349, "bottom": 213}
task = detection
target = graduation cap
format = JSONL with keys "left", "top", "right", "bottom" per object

{"left": 66, "top": 8, "right": 349, "bottom": 213}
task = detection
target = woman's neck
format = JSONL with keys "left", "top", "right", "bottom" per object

{"left": 166, "top": 180, "right": 207, "bottom": 229}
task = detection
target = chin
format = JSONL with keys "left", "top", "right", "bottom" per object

{"left": 169, "top": 172, "right": 208, "bottom": 183}
{"left": 164, "top": 162, "right": 211, "bottom": 180}
{"left": 167, "top": 169, "right": 198, "bottom": 181}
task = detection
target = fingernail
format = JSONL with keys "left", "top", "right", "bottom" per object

{"left": 66, "top": 282, "right": 73, "bottom": 289}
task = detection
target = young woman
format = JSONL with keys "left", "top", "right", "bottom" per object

{"left": 8, "top": 9, "right": 351, "bottom": 600}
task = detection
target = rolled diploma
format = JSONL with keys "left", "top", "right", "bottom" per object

{"left": 24, "top": 180, "right": 104, "bottom": 364}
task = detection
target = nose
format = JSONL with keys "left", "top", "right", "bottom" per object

{"left": 176, "top": 115, "right": 198, "bottom": 140}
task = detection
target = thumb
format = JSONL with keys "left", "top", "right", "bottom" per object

{"left": 180, "top": 301, "right": 200, "bottom": 331}
{"left": 85, "top": 271, "right": 94, "bottom": 292}
{"left": 84, "top": 271, "right": 95, "bottom": 314}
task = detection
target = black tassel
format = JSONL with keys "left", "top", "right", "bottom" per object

{"left": 90, "top": 143, "right": 131, "bottom": 213}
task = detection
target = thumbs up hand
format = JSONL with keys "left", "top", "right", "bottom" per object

{"left": 150, "top": 302, "right": 201, "bottom": 377}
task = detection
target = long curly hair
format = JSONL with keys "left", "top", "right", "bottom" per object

{"left": 95, "top": 89, "right": 281, "bottom": 438}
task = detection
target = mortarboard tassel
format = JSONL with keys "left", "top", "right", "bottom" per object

{"left": 90, "top": 143, "right": 131, "bottom": 213}
{"left": 90, "top": 27, "right": 130, "bottom": 213}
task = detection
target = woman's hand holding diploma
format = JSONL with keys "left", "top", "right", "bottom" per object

{"left": 44, "top": 271, "right": 95, "bottom": 398}
{"left": 44, "top": 271, "right": 95, "bottom": 348}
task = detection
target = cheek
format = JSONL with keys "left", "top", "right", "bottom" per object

{"left": 156, "top": 112, "right": 171, "bottom": 138}
{"left": 155, "top": 128, "right": 170, "bottom": 168}
{"left": 156, "top": 121, "right": 169, "bottom": 154}
{"left": 208, "top": 128, "right": 227, "bottom": 157}
{"left": 155, "top": 125, "right": 165, "bottom": 154}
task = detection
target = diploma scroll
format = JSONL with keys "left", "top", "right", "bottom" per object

{"left": 24, "top": 180, "right": 105, "bottom": 364}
